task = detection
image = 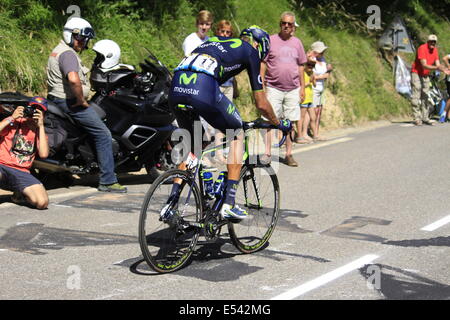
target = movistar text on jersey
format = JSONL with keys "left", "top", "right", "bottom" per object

{"left": 198, "top": 42, "right": 228, "bottom": 53}
{"left": 174, "top": 87, "right": 200, "bottom": 95}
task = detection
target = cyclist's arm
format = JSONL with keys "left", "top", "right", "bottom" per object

{"left": 253, "top": 90, "right": 280, "bottom": 126}
{"left": 260, "top": 61, "right": 267, "bottom": 90}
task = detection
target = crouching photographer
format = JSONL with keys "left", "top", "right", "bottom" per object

{"left": 0, "top": 96, "right": 50, "bottom": 209}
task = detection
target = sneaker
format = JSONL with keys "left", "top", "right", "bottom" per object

{"left": 414, "top": 120, "right": 423, "bottom": 126}
{"left": 285, "top": 155, "right": 298, "bottom": 167}
{"left": 98, "top": 183, "right": 127, "bottom": 193}
{"left": 439, "top": 113, "right": 447, "bottom": 123}
{"left": 423, "top": 120, "right": 435, "bottom": 126}
{"left": 220, "top": 203, "right": 248, "bottom": 220}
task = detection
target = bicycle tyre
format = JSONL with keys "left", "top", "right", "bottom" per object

{"left": 139, "top": 169, "right": 203, "bottom": 273}
{"left": 228, "top": 163, "right": 280, "bottom": 254}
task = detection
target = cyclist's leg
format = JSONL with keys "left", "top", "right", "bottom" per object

{"left": 168, "top": 71, "right": 210, "bottom": 203}
{"left": 197, "top": 92, "right": 248, "bottom": 218}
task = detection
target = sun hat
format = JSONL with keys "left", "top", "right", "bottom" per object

{"left": 311, "top": 41, "right": 328, "bottom": 53}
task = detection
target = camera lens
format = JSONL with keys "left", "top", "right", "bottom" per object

{"left": 23, "top": 105, "right": 36, "bottom": 118}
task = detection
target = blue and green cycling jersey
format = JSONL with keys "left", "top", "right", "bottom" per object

{"left": 174, "top": 36, "right": 263, "bottom": 91}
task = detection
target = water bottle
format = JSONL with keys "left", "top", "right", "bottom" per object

{"left": 213, "top": 171, "right": 227, "bottom": 198}
{"left": 201, "top": 171, "right": 215, "bottom": 199}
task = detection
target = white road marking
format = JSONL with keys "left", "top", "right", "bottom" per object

{"left": 421, "top": 215, "right": 450, "bottom": 232}
{"left": 271, "top": 254, "right": 379, "bottom": 300}
{"left": 291, "top": 137, "right": 354, "bottom": 155}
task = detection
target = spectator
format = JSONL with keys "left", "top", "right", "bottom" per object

{"left": 260, "top": 11, "right": 307, "bottom": 167}
{"left": 182, "top": 10, "right": 213, "bottom": 57}
{"left": 445, "top": 53, "right": 450, "bottom": 98}
{"left": 410, "top": 34, "right": 450, "bottom": 126}
{"left": 214, "top": 20, "right": 236, "bottom": 101}
{"left": 310, "top": 41, "right": 331, "bottom": 137}
{"left": 0, "top": 97, "right": 49, "bottom": 209}
{"left": 441, "top": 53, "right": 450, "bottom": 122}
{"left": 181, "top": 10, "right": 215, "bottom": 164}
{"left": 297, "top": 56, "right": 320, "bottom": 143}
{"left": 46, "top": 17, "right": 127, "bottom": 193}
{"left": 213, "top": 19, "right": 236, "bottom": 163}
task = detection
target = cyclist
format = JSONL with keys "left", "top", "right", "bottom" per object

{"left": 168, "top": 25, "right": 292, "bottom": 220}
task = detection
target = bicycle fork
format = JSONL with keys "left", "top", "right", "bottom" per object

{"left": 243, "top": 168, "right": 263, "bottom": 210}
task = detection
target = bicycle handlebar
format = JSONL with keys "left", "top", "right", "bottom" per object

{"left": 243, "top": 120, "right": 292, "bottom": 148}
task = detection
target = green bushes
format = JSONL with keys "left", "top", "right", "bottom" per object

{"left": 0, "top": 0, "right": 449, "bottom": 127}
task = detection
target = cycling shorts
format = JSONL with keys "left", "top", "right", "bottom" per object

{"left": 169, "top": 71, "right": 243, "bottom": 135}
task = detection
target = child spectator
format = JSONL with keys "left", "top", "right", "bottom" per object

{"left": 297, "top": 57, "right": 319, "bottom": 143}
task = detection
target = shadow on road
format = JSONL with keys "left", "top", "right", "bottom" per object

{"left": 383, "top": 236, "right": 450, "bottom": 247}
{"left": 359, "top": 264, "right": 450, "bottom": 299}
{"left": 123, "top": 236, "right": 330, "bottom": 280}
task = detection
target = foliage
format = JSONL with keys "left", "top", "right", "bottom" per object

{"left": 0, "top": 0, "right": 449, "bottom": 127}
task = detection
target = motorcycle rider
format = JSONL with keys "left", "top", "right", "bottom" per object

{"left": 168, "top": 25, "right": 292, "bottom": 220}
{"left": 46, "top": 17, "right": 127, "bottom": 193}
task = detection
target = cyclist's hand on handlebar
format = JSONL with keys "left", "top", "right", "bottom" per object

{"left": 277, "top": 119, "right": 292, "bottom": 133}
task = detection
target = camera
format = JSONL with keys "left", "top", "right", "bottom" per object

{"left": 23, "top": 104, "right": 36, "bottom": 118}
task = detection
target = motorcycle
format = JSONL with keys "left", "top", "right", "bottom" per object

{"left": 0, "top": 49, "right": 177, "bottom": 185}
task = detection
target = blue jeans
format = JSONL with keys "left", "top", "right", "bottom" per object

{"left": 48, "top": 96, "right": 118, "bottom": 185}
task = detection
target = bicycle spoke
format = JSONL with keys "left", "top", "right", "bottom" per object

{"left": 229, "top": 164, "right": 280, "bottom": 253}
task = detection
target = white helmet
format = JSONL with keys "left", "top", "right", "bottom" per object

{"left": 92, "top": 39, "right": 121, "bottom": 69}
{"left": 63, "top": 17, "right": 95, "bottom": 48}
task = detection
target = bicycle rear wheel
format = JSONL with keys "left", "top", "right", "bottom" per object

{"left": 228, "top": 163, "right": 280, "bottom": 253}
{"left": 139, "top": 169, "right": 203, "bottom": 273}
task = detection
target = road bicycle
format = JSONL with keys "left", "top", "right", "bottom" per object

{"left": 138, "top": 119, "right": 287, "bottom": 273}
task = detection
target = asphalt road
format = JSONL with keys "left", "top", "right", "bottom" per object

{"left": 0, "top": 120, "right": 449, "bottom": 301}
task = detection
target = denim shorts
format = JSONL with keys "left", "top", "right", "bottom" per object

{"left": 0, "top": 164, "right": 42, "bottom": 192}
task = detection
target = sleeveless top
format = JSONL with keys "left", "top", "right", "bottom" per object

{"left": 313, "top": 60, "right": 328, "bottom": 92}
{"left": 47, "top": 40, "right": 90, "bottom": 99}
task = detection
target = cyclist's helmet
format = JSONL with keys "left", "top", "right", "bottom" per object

{"left": 92, "top": 39, "right": 121, "bottom": 69}
{"left": 240, "top": 25, "right": 270, "bottom": 60}
{"left": 63, "top": 17, "right": 95, "bottom": 49}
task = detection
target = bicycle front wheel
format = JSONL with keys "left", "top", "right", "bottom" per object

{"left": 139, "top": 169, "right": 203, "bottom": 273}
{"left": 228, "top": 163, "right": 280, "bottom": 253}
